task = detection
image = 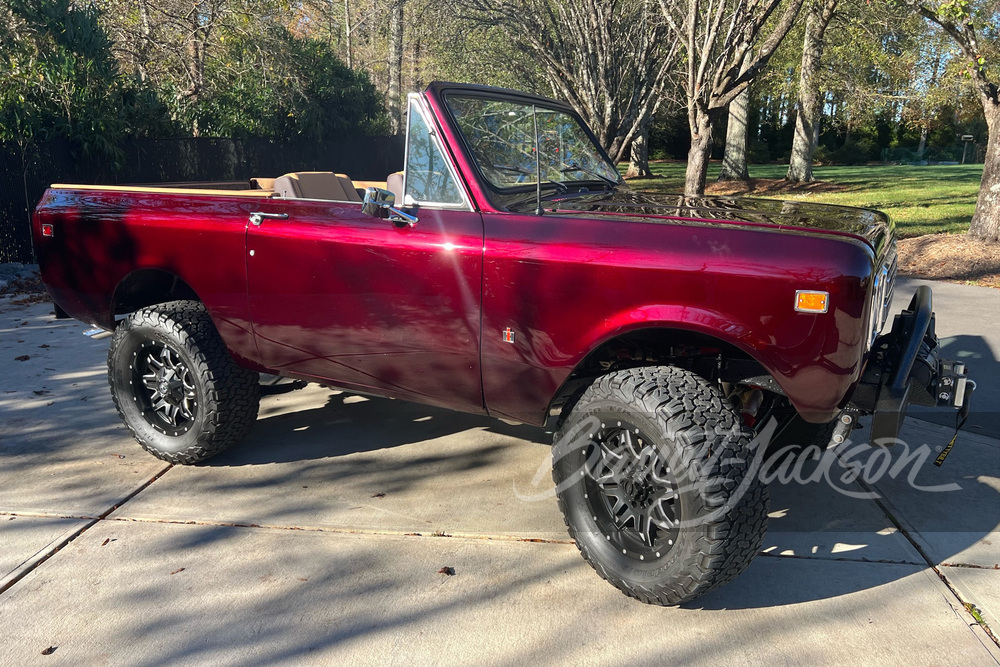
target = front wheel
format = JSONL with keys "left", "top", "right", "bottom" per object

{"left": 108, "top": 300, "right": 260, "bottom": 464}
{"left": 552, "top": 366, "right": 769, "bottom": 605}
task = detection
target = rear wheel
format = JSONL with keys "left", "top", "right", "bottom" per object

{"left": 108, "top": 300, "right": 260, "bottom": 464}
{"left": 552, "top": 366, "right": 769, "bottom": 605}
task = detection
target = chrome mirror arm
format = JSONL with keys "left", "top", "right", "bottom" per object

{"left": 387, "top": 207, "right": 418, "bottom": 227}
{"left": 363, "top": 186, "right": 418, "bottom": 228}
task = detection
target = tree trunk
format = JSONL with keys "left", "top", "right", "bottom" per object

{"left": 625, "top": 122, "right": 652, "bottom": 178}
{"left": 342, "top": 0, "right": 354, "bottom": 63}
{"left": 718, "top": 95, "right": 750, "bottom": 181}
{"left": 916, "top": 126, "right": 927, "bottom": 160}
{"left": 136, "top": 0, "right": 152, "bottom": 82}
{"left": 787, "top": 0, "right": 837, "bottom": 183}
{"left": 685, "top": 108, "right": 716, "bottom": 195}
{"left": 185, "top": 35, "right": 204, "bottom": 137}
{"left": 387, "top": 0, "right": 405, "bottom": 134}
{"left": 969, "top": 102, "right": 1000, "bottom": 242}
{"left": 411, "top": 35, "right": 423, "bottom": 91}
{"left": 719, "top": 52, "right": 751, "bottom": 182}
{"left": 916, "top": 53, "right": 940, "bottom": 163}
{"left": 344, "top": 0, "right": 353, "bottom": 69}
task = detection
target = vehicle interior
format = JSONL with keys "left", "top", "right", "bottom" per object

{"left": 54, "top": 170, "right": 407, "bottom": 205}
{"left": 253, "top": 170, "right": 405, "bottom": 204}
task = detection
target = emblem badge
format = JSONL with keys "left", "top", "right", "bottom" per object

{"left": 502, "top": 327, "right": 515, "bottom": 344}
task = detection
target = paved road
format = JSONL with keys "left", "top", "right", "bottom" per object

{"left": 0, "top": 292, "right": 998, "bottom": 665}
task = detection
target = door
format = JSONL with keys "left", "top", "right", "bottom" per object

{"left": 246, "top": 99, "right": 484, "bottom": 413}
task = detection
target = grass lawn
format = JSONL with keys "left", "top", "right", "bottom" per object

{"left": 622, "top": 162, "right": 983, "bottom": 238}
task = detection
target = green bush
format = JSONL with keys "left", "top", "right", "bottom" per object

{"left": 926, "top": 145, "right": 963, "bottom": 163}
{"left": 193, "top": 29, "right": 387, "bottom": 142}
{"left": 747, "top": 139, "right": 772, "bottom": 164}
{"left": 0, "top": 0, "right": 173, "bottom": 161}
{"left": 831, "top": 139, "right": 878, "bottom": 165}
{"left": 812, "top": 145, "right": 834, "bottom": 165}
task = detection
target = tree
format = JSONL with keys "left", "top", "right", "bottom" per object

{"left": 457, "top": 0, "right": 679, "bottom": 163}
{"left": 196, "top": 27, "right": 387, "bottom": 140}
{"left": 897, "top": 0, "right": 1000, "bottom": 241}
{"left": 786, "top": 0, "right": 838, "bottom": 182}
{"left": 96, "top": 0, "right": 304, "bottom": 134}
{"left": 658, "top": 0, "right": 806, "bottom": 194}
{"left": 93, "top": 0, "right": 386, "bottom": 140}
{"left": 0, "top": 0, "right": 170, "bottom": 157}
{"left": 406, "top": 1, "right": 537, "bottom": 92}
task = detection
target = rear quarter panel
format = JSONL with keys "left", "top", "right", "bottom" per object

{"left": 33, "top": 188, "right": 263, "bottom": 366}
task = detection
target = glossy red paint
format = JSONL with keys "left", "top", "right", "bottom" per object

{"left": 33, "top": 187, "right": 265, "bottom": 367}
{"left": 245, "top": 198, "right": 486, "bottom": 413}
{"left": 478, "top": 210, "right": 875, "bottom": 424}
{"left": 33, "top": 82, "right": 892, "bottom": 428}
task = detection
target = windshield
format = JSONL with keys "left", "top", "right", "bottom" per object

{"left": 445, "top": 95, "right": 620, "bottom": 192}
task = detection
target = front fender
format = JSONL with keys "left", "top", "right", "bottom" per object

{"left": 575, "top": 304, "right": 856, "bottom": 423}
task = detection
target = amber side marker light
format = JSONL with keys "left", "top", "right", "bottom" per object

{"left": 795, "top": 290, "right": 830, "bottom": 313}
{"left": 41, "top": 223, "right": 54, "bottom": 237}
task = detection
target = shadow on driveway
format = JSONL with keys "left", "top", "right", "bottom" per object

{"left": 210, "top": 390, "right": 551, "bottom": 467}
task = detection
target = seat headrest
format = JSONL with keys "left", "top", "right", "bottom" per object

{"left": 386, "top": 172, "right": 404, "bottom": 204}
{"left": 273, "top": 172, "right": 361, "bottom": 202}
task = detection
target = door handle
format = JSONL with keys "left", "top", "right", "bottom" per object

{"left": 249, "top": 211, "right": 289, "bottom": 226}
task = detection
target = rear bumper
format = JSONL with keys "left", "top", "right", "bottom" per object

{"left": 850, "top": 286, "right": 974, "bottom": 444}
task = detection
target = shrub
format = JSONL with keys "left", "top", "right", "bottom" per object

{"left": 831, "top": 139, "right": 878, "bottom": 165}
{"left": 812, "top": 146, "right": 834, "bottom": 165}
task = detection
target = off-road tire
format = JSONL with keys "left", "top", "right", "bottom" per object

{"left": 108, "top": 300, "right": 260, "bottom": 464}
{"left": 552, "top": 366, "right": 769, "bottom": 605}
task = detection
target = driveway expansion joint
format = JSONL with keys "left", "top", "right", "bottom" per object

{"left": 838, "top": 450, "right": 1000, "bottom": 649}
{"left": 0, "top": 463, "right": 173, "bottom": 598}
{"left": 105, "top": 515, "right": 577, "bottom": 545}
{"left": 1, "top": 511, "right": 100, "bottom": 520}
{"left": 756, "top": 551, "right": 925, "bottom": 567}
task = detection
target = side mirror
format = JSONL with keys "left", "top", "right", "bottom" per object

{"left": 362, "top": 187, "right": 395, "bottom": 217}
{"left": 362, "top": 186, "right": 418, "bottom": 228}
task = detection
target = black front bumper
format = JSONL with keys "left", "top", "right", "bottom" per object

{"left": 851, "top": 286, "right": 974, "bottom": 445}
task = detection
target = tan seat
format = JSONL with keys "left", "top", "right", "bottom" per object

{"left": 386, "top": 171, "right": 404, "bottom": 204}
{"left": 272, "top": 172, "right": 361, "bottom": 202}
{"left": 250, "top": 177, "right": 275, "bottom": 191}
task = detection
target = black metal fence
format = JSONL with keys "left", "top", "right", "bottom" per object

{"left": 0, "top": 135, "right": 405, "bottom": 263}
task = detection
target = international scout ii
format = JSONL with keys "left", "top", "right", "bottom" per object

{"left": 33, "top": 82, "right": 973, "bottom": 605}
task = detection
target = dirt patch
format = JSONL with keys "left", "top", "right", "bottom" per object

{"left": 705, "top": 178, "right": 849, "bottom": 196}
{"left": 897, "top": 234, "right": 1000, "bottom": 289}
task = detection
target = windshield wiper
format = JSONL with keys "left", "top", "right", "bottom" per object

{"left": 560, "top": 162, "right": 618, "bottom": 188}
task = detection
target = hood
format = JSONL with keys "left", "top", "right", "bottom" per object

{"left": 509, "top": 187, "right": 894, "bottom": 256}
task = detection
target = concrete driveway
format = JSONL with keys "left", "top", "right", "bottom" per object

{"left": 1, "top": 283, "right": 998, "bottom": 666}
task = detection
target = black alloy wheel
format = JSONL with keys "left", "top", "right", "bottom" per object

{"left": 583, "top": 419, "right": 680, "bottom": 561}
